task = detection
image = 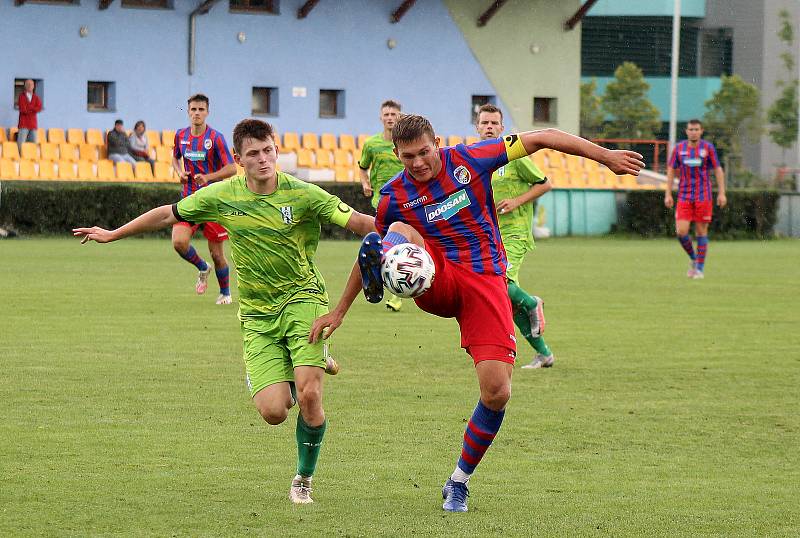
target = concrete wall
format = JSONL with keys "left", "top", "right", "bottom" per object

{"left": 0, "top": 0, "right": 503, "bottom": 140}
{"left": 443, "top": 0, "right": 582, "bottom": 135}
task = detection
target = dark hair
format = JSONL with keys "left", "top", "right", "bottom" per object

{"left": 687, "top": 118, "right": 703, "bottom": 127}
{"left": 114, "top": 119, "right": 124, "bottom": 126}
{"left": 381, "top": 99, "right": 402, "bottom": 111}
{"left": 391, "top": 114, "right": 436, "bottom": 146}
{"left": 134, "top": 120, "right": 145, "bottom": 130}
{"left": 477, "top": 103, "right": 503, "bottom": 122}
{"left": 188, "top": 93, "right": 210, "bottom": 107}
{"left": 232, "top": 118, "right": 276, "bottom": 154}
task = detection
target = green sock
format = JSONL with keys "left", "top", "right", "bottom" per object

{"left": 512, "top": 304, "right": 552, "bottom": 357}
{"left": 296, "top": 414, "right": 326, "bottom": 477}
{"left": 507, "top": 281, "right": 538, "bottom": 311}
{"left": 531, "top": 336, "right": 552, "bottom": 357}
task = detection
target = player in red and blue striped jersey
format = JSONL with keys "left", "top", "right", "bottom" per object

{"left": 310, "top": 114, "right": 644, "bottom": 513}
{"left": 664, "top": 119, "right": 727, "bottom": 279}
{"left": 171, "top": 94, "right": 237, "bottom": 304}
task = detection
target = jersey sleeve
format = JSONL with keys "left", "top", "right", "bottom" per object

{"left": 515, "top": 157, "right": 547, "bottom": 185}
{"left": 669, "top": 145, "right": 680, "bottom": 169}
{"left": 214, "top": 133, "right": 234, "bottom": 166}
{"left": 374, "top": 193, "right": 392, "bottom": 236}
{"left": 358, "top": 142, "right": 372, "bottom": 170}
{"left": 174, "top": 182, "right": 221, "bottom": 223}
{"left": 172, "top": 132, "right": 181, "bottom": 159}
{"left": 707, "top": 142, "right": 720, "bottom": 168}
{"left": 307, "top": 183, "right": 354, "bottom": 228}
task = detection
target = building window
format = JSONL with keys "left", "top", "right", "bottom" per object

{"left": 471, "top": 95, "right": 496, "bottom": 124}
{"left": 229, "top": 0, "right": 278, "bottom": 14}
{"left": 533, "top": 97, "right": 557, "bottom": 124}
{"left": 14, "top": 79, "right": 44, "bottom": 110}
{"left": 87, "top": 81, "right": 115, "bottom": 112}
{"left": 26, "top": 0, "right": 79, "bottom": 4}
{"left": 121, "top": 0, "right": 172, "bottom": 8}
{"left": 319, "top": 89, "right": 345, "bottom": 119}
{"left": 252, "top": 87, "right": 278, "bottom": 116}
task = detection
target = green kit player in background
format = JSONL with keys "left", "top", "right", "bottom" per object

{"left": 359, "top": 99, "right": 406, "bottom": 312}
{"left": 476, "top": 104, "right": 555, "bottom": 369}
{"left": 73, "top": 119, "right": 376, "bottom": 505}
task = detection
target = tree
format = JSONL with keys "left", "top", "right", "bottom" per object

{"left": 766, "top": 9, "right": 798, "bottom": 163}
{"left": 580, "top": 80, "right": 604, "bottom": 139}
{"left": 703, "top": 74, "right": 762, "bottom": 184}
{"left": 601, "top": 62, "right": 661, "bottom": 142}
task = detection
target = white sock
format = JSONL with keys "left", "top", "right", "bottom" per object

{"left": 450, "top": 467, "right": 470, "bottom": 484}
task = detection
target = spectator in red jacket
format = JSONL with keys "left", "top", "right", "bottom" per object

{"left": 17, "top": 79, "right": 42, "bottom": 151}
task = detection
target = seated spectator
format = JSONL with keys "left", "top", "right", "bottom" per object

{"left": 107, "top": 119, "right": 137, "bottom": 165}
{"left": 129, "top": 120, "right": 155, "bottom": 169}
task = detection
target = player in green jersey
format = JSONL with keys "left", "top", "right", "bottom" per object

{"left": 73, "top": 119, "right": 376, "bottom": 505}
{"left": 476, "top": 104, "right": 555, "bottom": 369}
{"left": 359, "top": 100, "right": 406, "bottom": 312}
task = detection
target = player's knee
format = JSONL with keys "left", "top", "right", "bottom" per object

{"left": 210, "top": 253, "right": 226, "bottom": 268}
{"left": 481, "top": 383, "right": 511, "bottom": 411}
{"left": 296, "top": 385, "right": 322, "bottom": 414}
{"left": 258, "top": 406, "right": 288, "bottom": 425}
{"left": 387, "top": 221, "right": 415, "bottom": 237}
{"left": 172, "top": 239, "right": 190, "bottom": 254}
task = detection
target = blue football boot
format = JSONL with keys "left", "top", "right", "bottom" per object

{"left": 442, "top": 479, "right": 469, "bottom": 512}
{"left": 358, "top": 232, "right": 384, "bottom": 304}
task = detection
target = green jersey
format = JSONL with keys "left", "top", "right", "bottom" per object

{"left": 491, "top": 157, "right": 547, "bottom": 251}
{"left": 358, "top": 133, "right": 404, "bottom": 209}
{"left": 175, "top": 173, "right": 353, "bottom": 319}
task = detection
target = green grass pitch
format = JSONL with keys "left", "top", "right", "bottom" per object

{"left": 1, "top": 237, "right": 798, "bottom": 536}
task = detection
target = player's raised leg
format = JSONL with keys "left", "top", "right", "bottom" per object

{"left": 172, "top": 223, "right": 211, "bottom": 293}
{"left": 358, "top": 221, "right": 424, "bottom": 303}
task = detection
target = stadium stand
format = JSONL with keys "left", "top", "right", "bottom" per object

{"left": 19, "top": 159, "right": 37, "bottom": 180}
{"left": 48, "top": 128, "right": 66, "bottom": 144}
{"left": 86, "top": 129, "right": 105, "bottom": 146}
{"left": 67, "top": 128, "right": 85, "bottom": 145}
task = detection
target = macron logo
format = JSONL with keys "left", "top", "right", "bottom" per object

{"left": 403, "top": 195, "right": 428, "bottom": 209}
{"left": 424, "top": 190, "right": 470, "bottom": 223}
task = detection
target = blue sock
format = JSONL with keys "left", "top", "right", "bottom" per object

{"left": 454, "top": 400, "right": 505, "bottom": 478}
{"left": 696, "top": 236, "right": 708, "bottom": 272}
{"left": 181, "top": 246, "right": 208, "bottom": 271}
{"left": 215, "top": 266, "right": 230, "bottom": 295}
{"left": 678, "top": 235, "right": 695, "bottom": 261}
{"left": 382, "top": 231, "right": 410, "bottom": 255}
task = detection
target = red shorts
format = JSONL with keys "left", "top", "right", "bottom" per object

{"left": 173, "top": 221, "right": 228, "bottom": 242}
{"left": 676, "top": 200, "right": 713, "bottom": 223}
{"left": 413, "top": 243, "right": 516, "bottom": 365}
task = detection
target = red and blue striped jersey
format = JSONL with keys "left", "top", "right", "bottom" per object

{"left": 376, "top": 137, "right": 522, "bottom": 276}
{"left": 173, "top": 125, "right": 234, "bottom": 198}
{"left": 669, "top": 139, "right": 720, "bottom": 202}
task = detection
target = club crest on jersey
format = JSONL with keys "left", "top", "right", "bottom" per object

{"left": 280, "top": 206, "right": 293, "bottom": 224}
{"left": 497, "top": 166, "right": 506, "bottom": 177}
{"left": 204, "top": 139, "right": 213, "bottom": 150}
{"left": 699, "top": 149, "right": 707, "bottom": 158}
{"left": 453, "top": 165, "right": 471, "bottom": 185}
{"left": 424, "top": 190, "right": 470, "bottom": 223}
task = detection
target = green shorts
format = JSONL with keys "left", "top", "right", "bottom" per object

{"left": 504, "top": 236, "right": 531, "bottom": 284}
{"left": 240, "top": 302, "right": 329, "bottom": 397}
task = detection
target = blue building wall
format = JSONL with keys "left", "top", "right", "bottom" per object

{"left": 587, "top": 0, "right": 706, "bottom": 17}
{"left": 0, "top": 0, "right": 503, "bottom": 140}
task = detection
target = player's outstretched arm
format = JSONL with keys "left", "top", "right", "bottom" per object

{"left": 73, "top": 204, "right": 178, "bottom": 244}
{"left": 309, "top": 261, "right": 363, "bottom": 343}
{"left": 517, "top": 129, "right": 645, "bottom": 176}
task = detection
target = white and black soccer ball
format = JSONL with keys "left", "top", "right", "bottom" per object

{"left": 382, "top": 244, "right": 435, "bottom": 298}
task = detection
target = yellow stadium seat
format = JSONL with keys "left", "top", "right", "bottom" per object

{"left": 77, "top": 161, "right": 97, "bottom": 180}
{"left": 134, "top": 161, "right": 154, "bottom": 181}
{"left": 333, "top": 149, "right": 351, "bottom": 167}
{"left": 38, "top": 160, "right": 56, "bottom": 179}
{"left": 334, "top": 166, "right": 352, "bottom": 182}
{"left": 154, "top": 161, "right": 175, "bottom": 182}
{"left": 357, "top": 134, "right": 370, "bottom": 148}
{"left": 301, "top": 132, "right": 319, "bottom": 150}
{"left": 161, "top": 130, "right": 176, "bottom": 148}
{"left": 115, "top": 161, "right": 134, "bottom": 181}
{"left": 320, "top": 133, "right": 337, "bottom": 151}
{"left": 466, "top": 136, "right": 479, "bottom": 145}
{"left": 0, "top": 128, "right": 6, "bottom": 143}
{"left": 145, "top": 130, "right": 160, "bottom": 147}
{"left": 18, "top": 159, "right": 37, "bottom": 180}
{"left": 447, "top": 135, "right": 464, "bottom": 147}
{"left": 20, "top": 142, "right": 38, "bottom": 161}
{"left": 155, "top": 146, "right": 172, "bottom": 162}
{"left": 98, "top": 145, "right": 108, "bottom": 160}
{"left": 0, "top": 158, "right": 18, "bottom": 179}
{"left": 39, "top": 142, "right": 58, "bottom": 162}
{"left": 59, "top": 143, "right": 78, "bottom": 162}
{"left": 314, "top": 149, "right": 332, "bottom": 169}
{"left": 97, "top": 159, "right": 115, "bottom": 180}
{"left": 2, "top": 142, "right": 20, "bottom": 161}
{"left": 58, "top": 160, "right": 77, "bottom": 180}
{"left": 296, "top": 148, "right": 314, "bottom": 169}
{"left": 79, "top": 144, "right": 99, "bottom": 163}
{"left": 67, "top": 128, "right": 85, "bottom": 145}
{"left": 352, "top": 147, "right": 362, "bottom": 164}
{"left": 282, "top": 132, "right": 300, "bottom": 152}
{"left": 86, "top": 128, "right": 104, "bottom": 146}
{"left": 531, "top": 151, "right": 546, "bottom": 170}
{"left": 339, "top": 134, "right": 356, "bottom": 151}
{"left": 48, "top": 128, "right": 65, "bottom": 144}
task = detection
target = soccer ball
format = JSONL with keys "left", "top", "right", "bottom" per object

{"left": 382, "top": 244, "right": 435, "bottom": 298}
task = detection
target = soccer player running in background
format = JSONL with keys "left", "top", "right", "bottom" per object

{"left": 310, "top": 114, "right": 644, "bottom": 512}
{"left": 74, "top": 119, "right": 376, "bottom": 505}
{"left": 476, "top": 104, "right": 555, "bottom": 369}
{"left": 172, "top": 94, "right": 237, "bottom": 304}
{"left": 358, "top": 100, "right": 406, "bottom": 312}
{"left": 664, "top": 119, "right": 726, "bottom": 279}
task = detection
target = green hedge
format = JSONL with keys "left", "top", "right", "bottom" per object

{"left": 618, "top": 190, "right": 781, "bottom": 239}
{"left": 0, "top": 180, "right": 371, "bottom": 239}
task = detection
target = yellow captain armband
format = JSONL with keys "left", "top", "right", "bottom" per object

{"left": 329, "top": 201, "right": 354, "bottom": 227}
{"left": 503, "top": 133, "right": 528, "bottom": 162}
